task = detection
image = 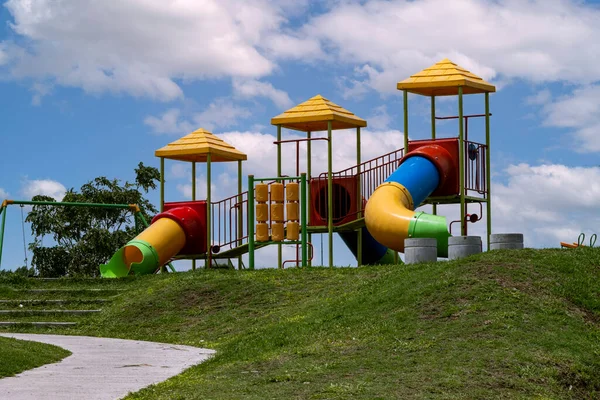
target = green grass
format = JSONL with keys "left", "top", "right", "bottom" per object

{"left": 0, "top": 336, "right": 71, "bottom": 378}
{"left": 2, "top": 247, "right": 600, "bottom": 399}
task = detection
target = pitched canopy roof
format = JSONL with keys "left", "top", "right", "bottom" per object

{"left": 397, "top": 58, "right": 496, "bottom": 96}
{"left": 155, "top": 128, "right": 247, "bottom": 163}
{"left": 271, "top": 94, "right": 367, "bottom": 132}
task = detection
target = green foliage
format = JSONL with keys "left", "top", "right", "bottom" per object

{"left": 26, "top": 162, "right": 159, "bottom": 277}
{"left": 0, "top": 266, "right": 36, "bottom": 277}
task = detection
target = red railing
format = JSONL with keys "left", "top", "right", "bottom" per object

{"left": 464, "top": 140, "right": 487, "bottom": 195}
{"left": 210, "top": 191, "right": 249, "bottom": 253}
{"left": 311, "top": 147, "right": 405, "bottom": 224}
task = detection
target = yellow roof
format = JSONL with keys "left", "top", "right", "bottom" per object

{"left": 155, "top": 128, "right": 247, "bottom": 163}
{"left": 397, "top": 58, "right": 496, "bottom": 96}
{"left": 271, "top": 94, "right": 367, "bottom": 132}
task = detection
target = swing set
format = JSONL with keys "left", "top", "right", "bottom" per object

{"left": 560, "top": 232, "right": 597, "bottom": 249}
{"left": 0, "top": 199, "right": 176, "bottom": 272}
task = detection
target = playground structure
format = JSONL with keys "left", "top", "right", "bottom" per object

{"left": 0, "top": 58, "right": 501, "bottom": 276}
{"left": 96, "top": 58, "right": 497, "bottom": 277}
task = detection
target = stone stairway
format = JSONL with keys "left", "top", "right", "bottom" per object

{"left": 0, "top": 278, "right": 129, "bottom": 328}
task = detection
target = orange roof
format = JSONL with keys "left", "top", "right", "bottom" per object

{"left": 155, "top": 128, "right": 247, "bottom": 163}
{"left": 397, "top": 58, "right": 496, "bottom": 96}
{"left": 271, "top": 94, "right": 366, "bottom": 132}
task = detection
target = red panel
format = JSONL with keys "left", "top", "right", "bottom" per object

{"left": 309, "top": 176, "right": 359, "bottom": 227}
{"left": 407, "top": 138, "right": 460, "bottom": 196}
{"left": 160, "top": 200, "right": 207, "bottom": 254}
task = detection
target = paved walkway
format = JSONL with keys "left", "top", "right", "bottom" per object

{"left": 0, "top": 333, "right": 215, "bottom": 400}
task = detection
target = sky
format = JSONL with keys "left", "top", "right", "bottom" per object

{"left": 2, "top": 0, "right": 600, "bottom": 270}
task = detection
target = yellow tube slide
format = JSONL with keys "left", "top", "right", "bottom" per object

{"left": 364, "top": 182, "right": 416, "bottom": 253}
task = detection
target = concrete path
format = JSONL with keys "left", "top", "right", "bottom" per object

{"left": 0, "top": 333, "right": 215, "bottom": 400}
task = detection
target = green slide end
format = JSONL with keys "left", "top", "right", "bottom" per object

{"left": 408, "top": 212, "right": 451, "bottom": 258}
{"left": 100, "top": 239, "right": 160, "bottom": 278}
{"left": 376, "top": 249, "right": 403, "bottom": 265}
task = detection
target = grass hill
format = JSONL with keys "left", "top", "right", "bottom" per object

{"left": 1, "top": 247, "right": 599, "bottom": 399}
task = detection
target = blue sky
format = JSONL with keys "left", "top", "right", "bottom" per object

{"left": 2, "top": 0, "right": 600, "bottom": 270}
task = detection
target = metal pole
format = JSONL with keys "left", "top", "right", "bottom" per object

{"left": 192, "top": 161, "right": 196, "bottom": 271}
{"left": 403, "top": 90, "right": 409, "bottom": 150}
{"left": 136, "top": 210, "right": 150, "bottom": 227}
{"left": 277, "top": 125, "right": 282, "bottom": 269}
{"left": 160, "top": 157, "right": 165, "bottom": 212}
{"left": 485, "top": 92, "right": 492, "bottom": 250}
{"left": 0, "top": 207, "right": 6, "bottom": 268}
{"left": 307, "top": 131, "right": 312, "bottom": 267}
{"left": 431, "top": 96, "right": 437, "bottom": 216}
{"left": 207, "top": 153, "right": 212, "bottom": 268}
{"left": 248, "top": 175, "right": 255, "bottom": 270}
{"left": 327, "top": 120, "right": 333, "bottom": 268}
{"left": 300, "top": 173, "right": 308, "bottom": 267}
{"left": 356, "top": 126, "right": 363, "bottom": 267}
{"left": 458, "top": 87, "right": 465, "bottom": 236}
{"left": 237, "top": 160, "right": 243, "bottom": 269}
{"left": 431, "top": 96, "right": 436, "bottom": 139}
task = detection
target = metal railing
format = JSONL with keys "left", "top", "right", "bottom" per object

{"left": 464, "top": 140, "right": 487, "bottom": 195}
{"left": 210, "top": 191, "right": 249, "bottom": 253}
{"left": 311, "top": 147, "right": 405, "bottom": 224}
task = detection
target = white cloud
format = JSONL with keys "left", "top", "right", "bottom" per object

{"left": 192, "top": 99, "right": 252, "bottom": 131}
{"left": 0, "top": 188, "right": 8, "bottom": 199}
{"left": 4, "top": 0, "right": 600, "bottom": 112}
{"left": 30, "top": 82, "right": 52, "bottom": 106}
{"left": 541, "top": 85, "right": 600, "bottom": 152}
{"left": 1, "top": 0, "right": 317, "bottom": 101}
{"left": 302, "top": 0, "right": 600, "bottom": 94}
{"left": 367, "top": 105, "right": 392, "bottom": 131}
{"left": 232, "top": 79, "right": 293, "bottom": 109}
{"left": 144, "top": 109, "right": 194, "bottom": 135}
{"left": 525, "top": 89, "right": 552, "bottom": 106}
{"left": 490, "top": 163, "right": 600, "bottom": 247}
{"left": 145, "top": 100, "right": 252, "bottom": 134}
{"left": 21, "top": 179, "right": 67, "bottom": 200}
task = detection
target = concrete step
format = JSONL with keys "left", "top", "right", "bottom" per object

{"left": 0, "top": 321, "right": 77, "bottom": 327}
{"left": 0, "top": 309, "right": 101, "bottom": 315}
{"left": 19, "top": 289, "right": 125, "bottom": 293}
{"left": 0, "top": 299, "right": 110, "bottom": 305}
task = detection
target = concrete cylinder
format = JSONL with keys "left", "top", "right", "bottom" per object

{"left": 404, "top": 238, "right": 437, "bottom": 264}
{"left": 448, "top": 236, "right": 482, "bottom": 260}
{"left": 490, "top": 233, "right": 524, "bottom": 250}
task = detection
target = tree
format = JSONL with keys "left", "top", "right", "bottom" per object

{"left": 26, "top": 162, "right": 160, "bottom": 277}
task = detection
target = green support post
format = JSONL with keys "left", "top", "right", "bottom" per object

{"left": 237, "top": 160, "right": 243, "bottom": 269}
{"left": 160, "top": 157, "right": 165, "bottom": 212}
{"left": 136, "top": 211, "right": 149, "bottom": 228}
{"left": 431, "top": 96, "right": 437, "bottom": 216}
{"left": 458, "top": 87, "right": 465, "bottom": 236}
{"left": 300, "top": 173, "right": 308, "bottom": 267}
{"left": 403, "top": 90, "right": 409, "bottom": 151}
{"left": 485, "top": 92, "right": 492, "bottom": 249}
{"left": 277, "top": 125, "right": 282, "bottom": 269}
{"left": 0, "top": 207, "right": 6, "bottom": 268}
{"left": 327, "top": 120, "right": 333, "bottom": 268}
{"left": 192, "top": 161, "right": 196, "bottom": 271}
{"left": 356, "top": 126, "right": 363, "bottom": 267}
{"left": 207, "top": 153, "right": 212, "bottom": 268}
{"left": 248, "top": 175, "right": 255, "bottom": 270}
{"left": 307, "top": 131, "right": 312, "bottom": 267}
